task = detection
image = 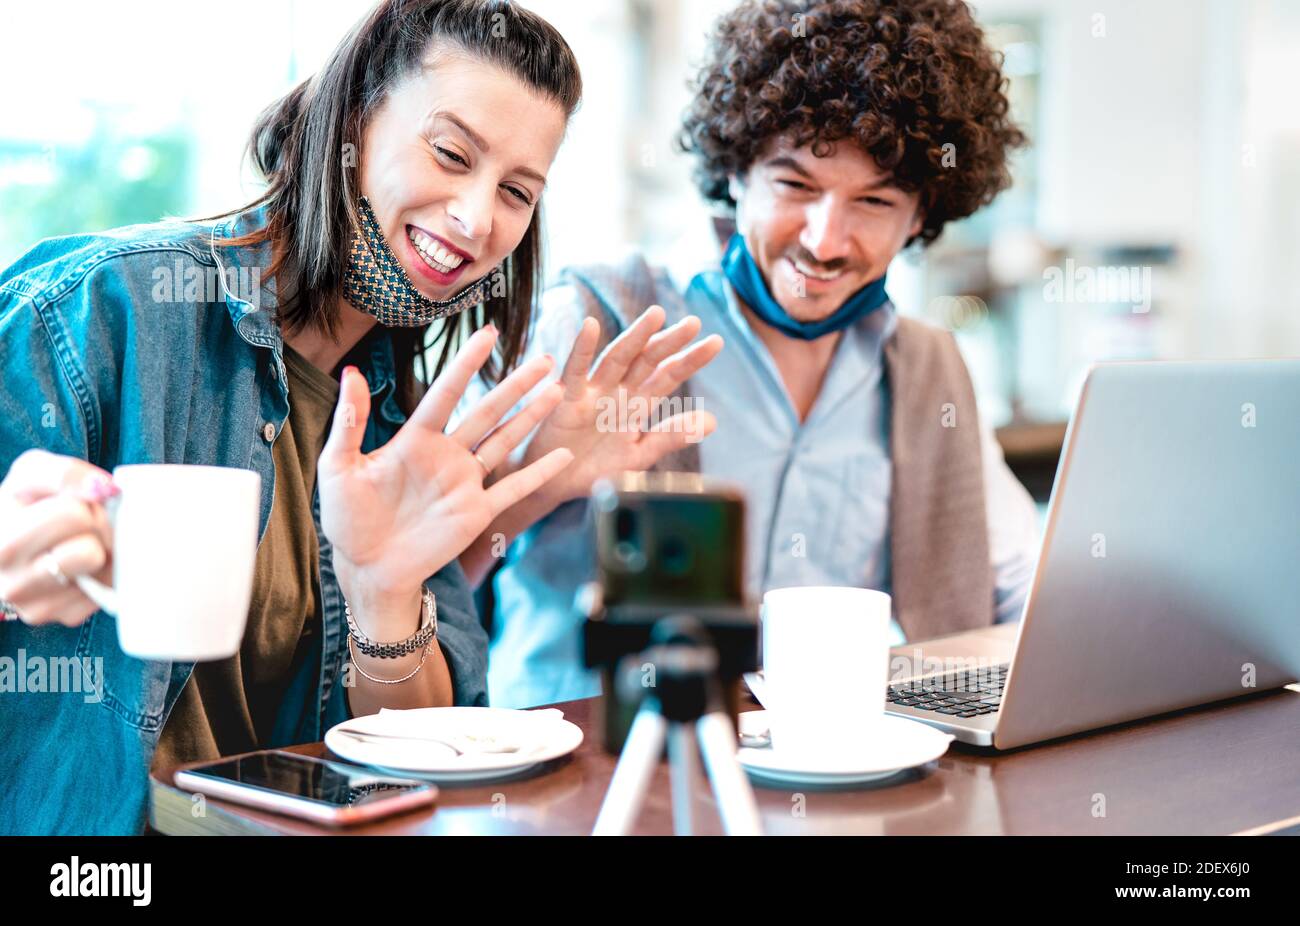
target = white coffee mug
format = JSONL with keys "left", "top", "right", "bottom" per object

{"left": 74, "top": 464, "right": 261, "bottom": 661}
{"left": 761, "top": 586, "right": 893, "bottom": 756}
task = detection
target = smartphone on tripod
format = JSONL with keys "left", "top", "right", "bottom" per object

{"left": 582, "top": 473, "right": 763, "bottom": 835}
{"left": 584, "top": 472, "right": 757, "bottom": 752}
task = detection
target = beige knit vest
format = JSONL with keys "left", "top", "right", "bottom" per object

{"left": 564, "top": 256, "right": 994, "bottom": 641}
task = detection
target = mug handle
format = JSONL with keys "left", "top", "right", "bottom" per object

{"left": 73, "top": 492, "right": 120, "bottom": 616}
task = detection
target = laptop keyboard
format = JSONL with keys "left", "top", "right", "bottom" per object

{"left": 886, "top": 664, "right": 1009, "bottom": 719}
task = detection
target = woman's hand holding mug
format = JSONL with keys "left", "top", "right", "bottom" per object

{"left": 3, "top": 450, "right": 260, "bottom": 660}
{"left": 0, "top": 449, "right": 117, "bottom": 627}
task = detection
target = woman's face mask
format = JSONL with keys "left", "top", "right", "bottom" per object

{"left": 343, "top": 195, "right": 494, "bottom": 326}
{"left": 345, "top": 52, "right": 567, "bottom": 326}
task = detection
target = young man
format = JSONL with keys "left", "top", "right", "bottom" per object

{"left": 473, "top": 0, "right": 1039, "bottom": 708}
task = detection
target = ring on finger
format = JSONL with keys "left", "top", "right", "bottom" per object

{"left": 39, "top": 552, "right": 70, "bottom": 588}
{"left": 472, "top": 451, "right": 492, "bottom": 478}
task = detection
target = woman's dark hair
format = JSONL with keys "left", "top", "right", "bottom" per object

{"left": 679, "top": 0, "right": 1026, "bottom": 247}
{"left": 217, "top": 0, "right": 581, "bottom": 413}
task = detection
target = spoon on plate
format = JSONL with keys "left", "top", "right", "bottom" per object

{"left": 332, "top": 727, "right": 522, "bottom": 756}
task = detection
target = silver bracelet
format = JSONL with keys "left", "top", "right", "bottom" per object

{"left": 346, "top": 586, "right": 437, "bottom": 658}
{"left": 348, "top": 633, "right": 434, "bottom": 685}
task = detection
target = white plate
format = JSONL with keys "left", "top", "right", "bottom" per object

{"left": 736, "top": 710, "right": 954, "bottom": 786}
{"left": 367, "top": 761, "right": 547, "bottom": 785}
{"left": 325, "top": 706, "right": 583, "bottom": 783}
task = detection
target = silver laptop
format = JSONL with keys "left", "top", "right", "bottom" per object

{"left": 884, "top": 359, "right": 1300, "bottom": 748}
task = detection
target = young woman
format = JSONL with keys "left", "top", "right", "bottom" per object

{"left": 0, "top": 0, "right": 717, "bottom": 835}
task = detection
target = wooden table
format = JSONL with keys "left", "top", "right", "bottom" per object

{"left": 151, "top": 681, "right": 1300, "bottom": 836}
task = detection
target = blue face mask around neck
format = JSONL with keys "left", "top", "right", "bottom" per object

{"left": 720, "top": 233, "right": 889, "bottom": 340}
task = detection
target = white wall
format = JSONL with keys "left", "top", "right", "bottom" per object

{"left": 977, "top": 0, "right": 1300, "bottom": 365}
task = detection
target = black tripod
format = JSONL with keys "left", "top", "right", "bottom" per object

{"left": 592, "top": 618, "right": 762, "bottom": 836}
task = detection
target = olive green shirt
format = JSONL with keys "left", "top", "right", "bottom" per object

{"left": 151, "top": 344, "right": 340, "bottom": 772}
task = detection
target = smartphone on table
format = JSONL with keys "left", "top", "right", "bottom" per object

{"left": 173, "top": 750, "right": 437, "bottom": 827}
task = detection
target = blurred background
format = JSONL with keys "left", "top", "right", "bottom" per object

{"left": 3, "top": 0, "right": 1297, "bottom": 498}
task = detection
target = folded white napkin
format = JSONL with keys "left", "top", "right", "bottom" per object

{"left": 367, "top": 707, "right": 566, "bottom": 756}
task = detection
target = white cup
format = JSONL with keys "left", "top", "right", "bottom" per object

{"left": 74, "top": 464, "right": 261, "bottom": 661}
{"left": 761, "top": 586, "right": 892, "bottom": 756}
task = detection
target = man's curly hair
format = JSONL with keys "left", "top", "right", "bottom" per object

{"left": 679, "top": 0, "right": 1027, "bottom": 246}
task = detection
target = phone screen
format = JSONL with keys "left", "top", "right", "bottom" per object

{"left": 597, "top": 490, "right": 746, "bottom": 607}
{"left": 183, "top": 751, "right": 432, "bottom": 808}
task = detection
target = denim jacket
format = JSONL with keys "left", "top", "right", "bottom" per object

{"left": 0, "top": 206, "right": 489, "bottom": 835}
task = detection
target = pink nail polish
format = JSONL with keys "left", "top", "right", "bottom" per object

{"left": 81, "top": 473, "right": 117, "bottom": 502}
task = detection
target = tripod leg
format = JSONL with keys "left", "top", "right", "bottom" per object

{"left": 697, "top": 712, "right": 763, "bottom": 836}
{"left": 667, "top": 723, "right": 697, "bottom": 836}
{"left": 592, "top": 706, "right": 668, "bottom": 836}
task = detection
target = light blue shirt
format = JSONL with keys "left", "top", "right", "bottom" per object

{"left": 462, "top": 264, "right": 1040, "bottom": 709}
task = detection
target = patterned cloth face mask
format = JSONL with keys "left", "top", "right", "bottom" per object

{"left": 342, "top": 195, "right": 496, "bottom": 326}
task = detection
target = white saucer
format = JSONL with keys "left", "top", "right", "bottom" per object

{"left": 325, "top": 706, "right": 583, "bottom": 784}
{"left": 736, "top": 710, "right": 954, "bottom": 786}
